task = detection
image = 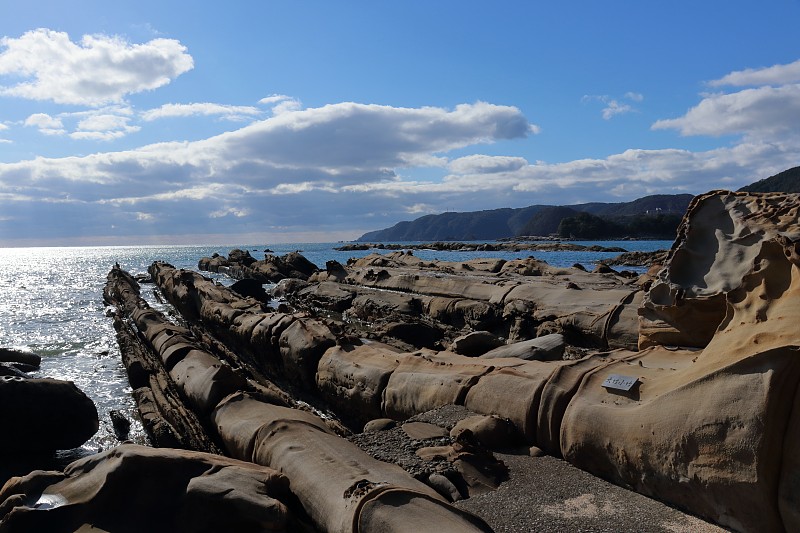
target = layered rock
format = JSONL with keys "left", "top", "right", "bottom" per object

{"left": 104, "top": 265, "right": 493, "bottom": 533}
{"left": 93, "top": 190, "right": 800, "bottom": 532}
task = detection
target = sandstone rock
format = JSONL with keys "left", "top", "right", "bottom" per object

{"left": 317, "top": 343, "right": 403, "bottom": 424}
{"left": 449, "top": 331, "right": 504, "bottom": 357}
{"left": 639, "top": 190, "right": 800, "bottom": 349}
{"left": 427, "top": 473, "right": 463, "bottom": 502}
{"left": 479, "top": 333, "right": 565, "bottom": 361}
{"left": 363, "top": 418, "right": 397, "bottom": 432}
{"left": 562, "top": 231, "right": 800, "bottom": 532}
{"left": 402, "top": 421, "right": 448, "bottom": 440}
{"left": 0, "top": 444, "right": 294, "bottom": 532}
{"left": 212, "top": 393, "right": 492, "bottom": 533}
{"left": 450, "top": 415, "right": 520, "bottom": 450}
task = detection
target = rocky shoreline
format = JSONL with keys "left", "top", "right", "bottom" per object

{"left": 2, "top": 190, "right": 799, "bottom": 532}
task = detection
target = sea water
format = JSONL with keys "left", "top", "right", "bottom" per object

{"left": 0, "top": 240, "right": 671, "bottom": 452}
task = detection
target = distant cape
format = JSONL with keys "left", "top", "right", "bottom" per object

{"left": 358, "top": 166, "right": 800, "bottom": 242}
{"left": 357, "top": 194, "right": 693, "bottom": 241}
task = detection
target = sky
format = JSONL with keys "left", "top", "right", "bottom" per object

{"left": 1, "top": 1, "right": 800, "bottom": 246}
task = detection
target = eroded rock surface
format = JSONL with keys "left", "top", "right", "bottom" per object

{"left": 87, "top": 190, "right": 800, "bottom": 532}
{"left": 0, "top": 444, "right": 298, "bottom": 532}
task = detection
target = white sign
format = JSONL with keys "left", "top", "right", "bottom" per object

{"left": 602, "top": 374, "right": 639, "bottom": 391}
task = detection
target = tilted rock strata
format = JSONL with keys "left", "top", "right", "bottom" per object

{"left": 111, "top": 190, "right": 800, "bottom": 532}
{"left": 105, "top": 266, "right": 493, "bottom": 533}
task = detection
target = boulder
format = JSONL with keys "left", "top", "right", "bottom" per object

{"left": 0, "top": 377, "right": 98, "bottom": 454}
{"left": 450, "top": 415, "right": 520, "bottom": 450}
{"left": 449, "top": 331, "right": 504, "bottom": 357}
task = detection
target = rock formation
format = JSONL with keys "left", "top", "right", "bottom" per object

{"left": 95, "top": 263, "right": 494, "bottom": 532}
{"left": 0, "top": 444, "right": 299, "bottom": 532}
{"left": 4, "top": 190, "right": 794, "bottom": 532}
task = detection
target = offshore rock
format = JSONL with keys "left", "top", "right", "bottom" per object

{"left": 199, "top": 249, "right": 319, "bottom": 283}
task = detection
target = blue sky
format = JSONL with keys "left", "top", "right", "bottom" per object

{"left": 1, "top": 1, "right": 799, "bottom": 245}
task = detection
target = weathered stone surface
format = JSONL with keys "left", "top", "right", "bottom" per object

{"left": 450, "top": 415, "right": 520, "bottom": 450}
{"left": 479, "top": 333, "right": 565, "bottom": 361}
{"left": 213, "top": 393, "right": 492, "bottom": 533}
{"left": 449, "top": 331, "right": 504, "bottom": 357}
{"left": 639, "top": 190, "right": 800, "bottom": 349}
{"left": 0, "top": 377, "right": 98, "bottom": 454}
{"left": 0, "top": 444, "right": 295, "bottom": 532}
{"left": 317, "top": 343, "right": 403, "bottom": 424}
{"left": 562, "top": 229, "right": 800, "bottom": 532}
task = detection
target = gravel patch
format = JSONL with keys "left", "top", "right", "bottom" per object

{"left": 350, "top": 405, "right": 729, "bottom": 532}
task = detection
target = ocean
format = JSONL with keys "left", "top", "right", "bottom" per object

{"left": 0, "top": 240, "right": 671, "bottom": 452}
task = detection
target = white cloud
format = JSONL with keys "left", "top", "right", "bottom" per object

{"left": 210, "top": 207, "right": 250, "bottom": 218}
{"left": 259, "top": 94, "right": 293, "bottom": 105}
{"left": 259, "top": 94, "right": 303, "bottom": 115}
{"left": 0, "top": 123, "right": 7, "bottom": 130}
{"left": 448, "top": 155, "right": 527, "bottom": 174}
{"left": 0, "top": 139, "right": 11, "bottom": 144}
{"left": 69, "top": 113, "right": 140, "bottom": 141}
{"left": 653, "top": 83, "right": 800, "bottom": 138}
{"left": 582, "top": 93, "right": 641, "bottom": 119}
{"left": 24, "top": 112, "right": 65, "bottom": 135}
{"left": 2, "top": 95, "right": 795, "bottom": 245}
{"left": 710, "top": 58, "right": 800, "bottom": 87}
{"left": 141, "top": 102, "right": 262, "bottom": 121}
{"left": 0, "top": 28, "right": 193, "bottom": 105}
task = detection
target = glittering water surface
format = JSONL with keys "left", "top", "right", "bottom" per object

{"left": 0, "top": 240, "right": 671, "bottom": 452}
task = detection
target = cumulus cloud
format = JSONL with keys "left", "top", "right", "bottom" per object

{"left": 24, "top": 113, "right": 65, "bottom": 135}
{"left": 0, "top": 94, "right": 794, "bottom": 245}
{"left": 653, "top": 84, "right": 800, "bottom": 137}
{"left": 0, "top": 123, "right": 7, "bottom": 131}
{"left": 70, "top": 113, "right": 141, "bottom": 141}
{"left": 258, "top": 94, "right": 303, "bottom": 115}
{"left": 141, "top": 102, "right": 263, "bottom": 121}
{"left": 709, "top": 58, "right": 800, "bottom": 87}
{"left": 0, "top": 28, "right": 193, "bottom": 105}
{"left": 654, "top": 59, "right": 800, "bottom": 139}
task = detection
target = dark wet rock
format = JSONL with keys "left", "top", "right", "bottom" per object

{"left": 0, "top": 377, "right": 98, "bottom": 454}
{"left": 230, "top": 278, "right": 269, "bottom": 304}
{"left": 0, "top": 348, "right": 41, "bottom": 369}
